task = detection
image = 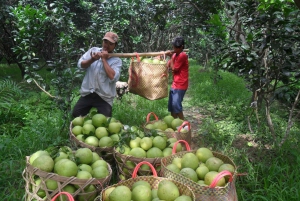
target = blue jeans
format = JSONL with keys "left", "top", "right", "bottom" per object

{"left": 168, "top": 88, "right": 186, "bottom": 113}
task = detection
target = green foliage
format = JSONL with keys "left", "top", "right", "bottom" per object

{"left": 0, "top": 79, "right": 23, "bottom": 109}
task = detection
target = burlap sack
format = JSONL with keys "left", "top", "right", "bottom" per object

{"left": 128, "top": 59, "right": 168, "bottom": 100}
{"left": 94, "top": 161, "right": 196, "bottom": 201}
{"left": 161, "top": 150, "right": 238, "bottom": 201}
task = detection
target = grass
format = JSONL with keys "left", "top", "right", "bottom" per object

{"left": 1, "top": 59, "right": 300, "bottom": 200}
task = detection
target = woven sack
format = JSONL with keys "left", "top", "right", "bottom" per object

{"left": 22, "top": 156, "right": 112, "bottom": 201}
{"left": 128, "top": 57, "right": 169, "bottom": 100}
{"left": 114, "top": 140, "right": 190, "bottom": 180}
{"left": 161, "top": 149, "right": 238, "bottom": 201}
{"left": 69, "top": 121, "right": 114, "bottom": 163}
{"left": 143, "top": 112, "right": 192, "bottom": 145}
{"left": 94, "top": 161, "right": 196, "bottom": 201}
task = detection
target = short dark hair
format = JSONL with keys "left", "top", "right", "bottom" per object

{"left": 172, "top": 36, "right": 184, "bottom": 47}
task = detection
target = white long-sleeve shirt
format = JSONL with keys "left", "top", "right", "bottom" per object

{"left": 77, "top": 47, "right": 122, "bottom": 105}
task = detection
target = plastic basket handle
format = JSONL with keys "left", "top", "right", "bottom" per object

{"left": 209, "top": 170, "right": 233, "bottom": 188}
{"left": 146, "top": 112, "right": 159, "bottom": 122}
{"left": 132, "top": 161, "right": 158, "bottom": 178}
{"left": 51, "top": 192, "right": 75, "bottom": 201}
{"left": 172, "top": 140, "right": 191, "bottom": 154}
{"left": 177, "top": 121, "right": 191, "bottom": 132}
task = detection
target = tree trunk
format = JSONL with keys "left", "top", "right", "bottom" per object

{"left": 294, "top": 0, "right": 300, "bottom": 9}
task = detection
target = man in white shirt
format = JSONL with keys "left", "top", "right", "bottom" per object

{"left": 72, "top": 32, "right": 122, "bottom": 117}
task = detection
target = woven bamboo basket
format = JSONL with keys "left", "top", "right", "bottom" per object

{"left": 94, "top": 161, "right": 196, "bottom": 201}
{"left": 114, "top": 140, "right": 190, "bottom": 180}
{"left": 69, "top": 121, "right": 114, "bottom": 164}
{"left": 22, "top": 156, "right": 112, "bottom": 201}
{"left": 161, "top": 150, "right": 238, "bottom": 201}
{"left": 143, "top": 112, "right": 192, "bottom": 145}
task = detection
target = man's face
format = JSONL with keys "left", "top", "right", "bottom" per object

{"left": 102, "top": 39, "right": 116, "bottom": 53}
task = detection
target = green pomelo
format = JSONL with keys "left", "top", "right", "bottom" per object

{"left": 180, "top": 168, "right": 198, "bottom": 182}
{"left": 172, "top": 158, "right": 182, "bottom": 169}
{"left": 154, "top": 120, "right": 168, "bottom": 131}
{"left": 92, "top": 166, "right": 109, "bottom": 179}
{"left": 157, "top": 180, "right": 180, "bottom": 201}
{"left": 110, "top": 134, "right": 120, "bottom": 143}
{"left": 171, "top": 118, "right": 184, "bottom": 130}
{"left": 116, "top": 145, "right": 131, "bottom": 155}
{"left": 57, "top": 184, "right": 76, "bottom": 201}
{"left": 82, "top": 123, "right": 95, "bottom": 135}
{"left": 152, "top": 136, "right": 167, "bottom": 150}
{"left": 99, "top": 136, "right": 114, "bottom": 147}
{"left": 204, "top": 171, "right": 225, "bottom": 186}
{"left": 129, "top": 147, "right": 146, "bottom": 158}
{"left": 196, "top": 147, "right": 214, "bottom": 163}
{"left": 95, "top": 127, "right": 109, "bottom": 139}
{"left": 77, "top": 185, "right": 96, "bottom": 201}
{"left": 181, "top": 153, "right": 199, "bottom": 170}
{"left": 85, "top": 136, "right": 99, "bottom": 147}
{"left": 54, "top": 151, "right": 68, "bottom": 163}
{"left": 76, "top": 170, "right": 92, "bottom": 179}
{"left": 91, "top": 159, "right": 108, "bottom": 169}
{"left": 145, "top": 123, "right": 155, "bottom": 130}
{"left": 165, "top": 128, "right": 175, "bottom": 132}
{"left": 146, "top": 147, "right": 163, "bottom": 158}
{"left": 29, "top": 150, "right": 50, "bottom": 165}
{"left": 169, "top": 142, "right": 182, "bottom": 152}
{"left": 132, "top": 180, "right": 151, "bottom": 190}
{"left": 45, "top": 179, "right": 58, "bottom": 191}
{"left": 129, "top": 137, "right": 141, "bottom": 149}
{"left": 167, "top": 164, "right": 181, "bottom": 173}
{"left": 103, "top": 187, "right": 116, "bottom": 201}
{"left": 75, "top": 148, "right": 93, "bottom": 165}
{"left": 205, "top": 157, "right": 224, "bottom": 171}
{"left": 132, "top": 185, "right": 152, "bottom": 201}
{"left": 162, "top": 147, "right": 173, "bottom": 157}
{"left": 92, "top": 152, "right": 101, "bottom": 163}
{"left": 72, "top": 125, "right": 83, "bottom": 136}
{"left": 107, "top": 117, "right": 118, "bottom": 123}
{"left": 109, "top": 186, "right": 132, "bottom": 201}
{"left": 92, "top": 113, "right": 107, "bottom": 127}
{"left": 32, "top": 155, "right": 54, "bottom": 172}
{"left": 163, "top": 115, "right": 175, "bottom": 128}
{"left": 72, "top": 116, "right": 84, "bottom": 126}
{"left": 218, "top": 163, "right": 235, "bottom": 173}
{"left": 33, "top": 178, "right": 46, "bottom": 197}
{"left": 152, "top": 189, "right": 158, "bottom": 199}
{"left": 108, "top": 122, "right": 122, "bottom": 134}
{"left": 196, "top": 164, "right": 210, "bottom": 180}
{"left": 84, "top": 119, "right": 93, "bottom": 125}
{"left": 140, "top": 137, "right": 153, "bottom": 151}
{"left": 76, "top": 134, "right": 84, "bottom": 142}
{"left": 197, "top": 180, "right": 206, "bottom": 186}
{"left": 167, "top": 138, "right": 177, "bottom": 144}
{"left": 78, "top": 164, "right": 93, "bottom": 174}
{"left": 174, "top": 195, "right": 193, "bottom": 201}
{"left": 54, "top": 159, "right": 78, "bottom": 177}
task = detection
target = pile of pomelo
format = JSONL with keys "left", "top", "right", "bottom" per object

{"left": 133, "top": 57, "right": 166, "bottom": 65}
{"left": 145, "top": 115, "right": 186, "bottom": 133}
{"left": 28, "top": 147, "right": 111, "bottom": 200}
{"left": 165, "top": 147, "right": 235, "bottom": 187}
{"left": 102, "top": 179, "right": 193, "bottom": 201}
{"left": 71, "top": 113, "right": 123, "bottom": 148}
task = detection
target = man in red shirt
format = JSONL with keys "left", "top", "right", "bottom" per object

{"left": 167, "top": 36, "right": 189, "bottom": 120}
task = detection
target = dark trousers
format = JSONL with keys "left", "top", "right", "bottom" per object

{"left": 72, "top": 93, "right": 112, "bottom": 117}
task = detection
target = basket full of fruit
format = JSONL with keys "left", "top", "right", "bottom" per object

{"left": 22, "top": 146, "right": 112, "bottom": 201}
{"left": 114, "top": 125, "right": 190, "bottom": 180}
{"left": 95, "top": 161, "right": 196, "bottom": 201}
{"left": 160, "top": 143, "right": 238, "bottom": 201}
{"left": 143, "top": 112, "right": 191, "bottom": 145}
{"left": 70, "top": 110, "right": 124, "bottom": 163}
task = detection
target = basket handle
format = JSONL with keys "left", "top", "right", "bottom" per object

{"left": 209, "top": 170, "right": 233, "bottom": 188}
{"left": 172, "top": 140, "right": 191, "bottom": 154}
{"left": 51, "top": 192, "right": 75, "bottom": 201}
{"left": 132, "top": 161, "right": 158, "bottom": 178}
{"left": 146, "top": 112, "right": 159, "bottom": 122}
{"left": 177, "top": 121, "right": 190, "bottom": 132}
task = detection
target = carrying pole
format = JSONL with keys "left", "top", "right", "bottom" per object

{"left": 107, "top": 49, "right": 189, "bottom": 58}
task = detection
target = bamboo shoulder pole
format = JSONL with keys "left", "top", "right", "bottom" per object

{"left": 108, "top": 49, "right": 189, "bottom": 58}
